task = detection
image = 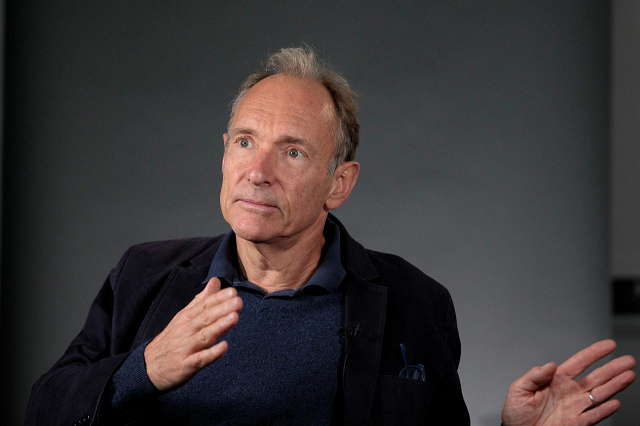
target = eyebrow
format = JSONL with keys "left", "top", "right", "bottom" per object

{"left": 230, "top": 127, "right": 256, "bottom": 136}
{"left": 279, "top": 135, "right": 309, "bottom": 146}
{"left": 229, "top": 127, "right": 310, "bottom": 147}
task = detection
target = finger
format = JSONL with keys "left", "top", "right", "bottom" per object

{"left": 184, "top": 286, "right": 237, "bottom": 320}
{"left": 185, "top": 277, "right": 222, "bottom": 310}
{"left": 578, "top": 399, "right": 620, "bottom": 426}
{"left": 187, "top": 340, "right": 229, "bottom": 372}
{"left": 557, "top": 339, "right": 617, "bottom": 379}
{"left": 201, "top": 286, "right": 238, "bottom": 311}
{"left": 511, "top": 362, "right": 557, "bottom": 393}
{"left": 590, "top": 369, "right": 636, "bottom": 405}
{"left": 199, "top": 296, "right": 242, "bottom": 328}
{"left": 194, "top": 311, "right": 240, "bottom": 349}
{"left": 579, "top": 355, "right": 637, "bottom": 390}
{"left": 203, "top": 277, "right": 222, "bottom": 296}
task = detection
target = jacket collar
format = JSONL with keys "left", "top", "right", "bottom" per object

{"left": 189, "top": 236, "right": 225, "bottom": 270}
{"left": 329, "top": 213, "right": 380, "bottom": 283}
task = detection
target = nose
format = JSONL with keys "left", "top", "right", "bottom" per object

{"left": 248, "top": 148, "right": 276, "bottom": 186}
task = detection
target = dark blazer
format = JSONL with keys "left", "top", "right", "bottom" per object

{"left": 26, "top": 216, "right": 470, "bottom": 425}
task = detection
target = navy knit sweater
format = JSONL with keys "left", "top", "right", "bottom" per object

{"left": 106, "top": 219, "right": 345, "bottom": 425}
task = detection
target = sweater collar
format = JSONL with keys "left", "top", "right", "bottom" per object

{"left": 202, "top": 216, "right": 346, "bottom": 296}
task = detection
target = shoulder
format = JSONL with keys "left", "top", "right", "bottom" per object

{"left": 334, "top": 213, "right": 453, "bottom": 303}
{"left": 362, "top": 248, "right": 452, "bottom": 302}
{"left": 110, "top": 235, "right": 225, "bottom": 285}
{"left": 124, "top": 236, "right": 222, "bottom": 264}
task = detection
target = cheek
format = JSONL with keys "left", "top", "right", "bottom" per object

{"left": 221, "top": 158, "right": 241, "bottom": 187}
{"left": 219, "top": 176, "right": 227, "bottom": 199}
{"left": 291, "top": 176, "right": 331, "bottom": 211}
{"left": 219, "top": 177, "right": 229, "bottom": 215}
{"left": 219, "top": 167, "right": 236, "bottom": 210}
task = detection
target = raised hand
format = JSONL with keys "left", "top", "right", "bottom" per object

{"left": 501, "top": 340, "right": 636, "bottom": 426}
{"left": 144, "top": 277, "right": 243, "bottom": 390}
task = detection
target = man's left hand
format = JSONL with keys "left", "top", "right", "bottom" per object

{"left": 501, "top": 339, "right": 636, "bottom": 426}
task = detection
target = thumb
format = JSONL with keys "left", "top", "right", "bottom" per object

{"left": 516, "top": 362, "right": 558, "bottom": 393}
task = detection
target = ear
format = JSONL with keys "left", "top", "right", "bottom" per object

{"left": 325, "top": 161, "right": 360, "bottom": 211}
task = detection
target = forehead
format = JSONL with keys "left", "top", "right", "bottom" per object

{"left": 230, "top": 75, "right": 337, "bottom": 140}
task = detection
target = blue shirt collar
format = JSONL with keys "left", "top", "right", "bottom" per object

{"left": 203, "top": 216, "right": 345, "bottom": 297}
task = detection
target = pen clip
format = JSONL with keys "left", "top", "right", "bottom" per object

{"left": 400, "top": 343, "right": 409, "bottom": 367}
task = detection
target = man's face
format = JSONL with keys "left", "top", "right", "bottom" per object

{"left": 220, "top": 75, "right": 340, "bottom": 245}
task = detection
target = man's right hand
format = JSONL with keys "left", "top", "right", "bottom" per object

{"left": 144, "top": 277, "right": 242, "bottom": 391}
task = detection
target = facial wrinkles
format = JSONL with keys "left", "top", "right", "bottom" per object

{"left": 222, "top": 76, "right": 338, "bottom": 233}
{"left": 238, "top": 95, "right": 323, "bottom": 146}
{"left": 225, "top": 115, "right": 310, "bottom": 214}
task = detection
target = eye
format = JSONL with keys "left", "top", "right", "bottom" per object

{"left": 287, "top": 148, "right": 304, "bottom": 158}
{"left": 238, "top": 138, "right": 252, "bottom": 148}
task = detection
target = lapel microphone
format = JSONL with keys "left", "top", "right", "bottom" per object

{"left": 339, "top": 323, "right": 361, "bottom": 339}
{"left": 340, "top": 323, "right": 361, "bottom": 393}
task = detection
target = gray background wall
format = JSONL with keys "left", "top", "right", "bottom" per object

{"left": 610, "top": 1, "right": 640, "bottom": 425}
{"left": 1, "top": 1, "right": 630, "bottom": 425}
{"left": 612, "top": 1, "right": 640, "bottom": 277}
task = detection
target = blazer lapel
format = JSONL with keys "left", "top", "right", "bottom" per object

{"left": 343, "top": 275, "right": 388, "bottom": 425}
{"left": 132, "top": 265, "right": 208, "bottom": 347}
{"left": 131, "top": 237, "right": 223, "bottom": 348}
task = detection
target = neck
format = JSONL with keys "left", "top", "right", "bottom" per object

{"left": 235, "top": 219, "right": 327, "bottom": 294}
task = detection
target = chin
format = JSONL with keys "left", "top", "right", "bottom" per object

{"left": 230, "top": 219, "right": 277, "bottom": 244}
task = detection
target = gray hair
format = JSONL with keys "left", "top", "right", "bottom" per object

{"left": 228, "top": 46, "right": 359, "bottom": 174}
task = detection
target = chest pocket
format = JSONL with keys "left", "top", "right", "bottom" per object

{"left": 369, "top": 375, "right": 435, "bottom": 425}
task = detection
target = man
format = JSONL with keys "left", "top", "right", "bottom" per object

{"left": 27, "top": 47, "right": 635, "bottom": 425}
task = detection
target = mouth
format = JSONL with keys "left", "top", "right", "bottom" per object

{"left": 237, "top": 198, "right": 279, "bottom": 212}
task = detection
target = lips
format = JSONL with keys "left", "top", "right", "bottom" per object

{"left": 230, "top": 187, "right": 282, "bottom": 213}
{"left": 234, "top": 193, "right": 281, "bottom": 214}
{"left": 239, "top": 199, "right": 277, "bottom": 209}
